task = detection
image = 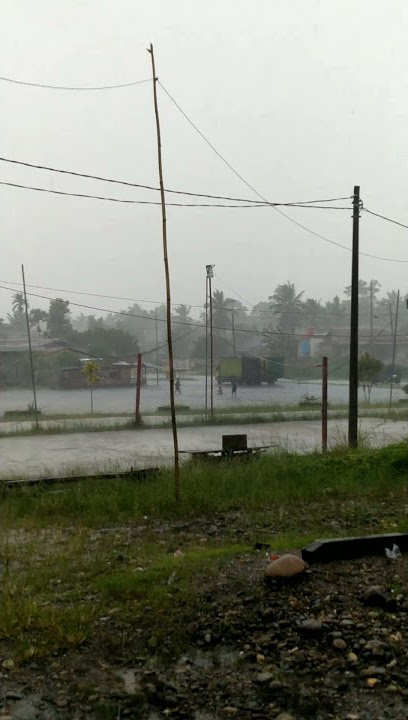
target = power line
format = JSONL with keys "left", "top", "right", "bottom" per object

{"left": 1, "top": 278, "right": 392, "bottom": 319}
{"left": 0, "top": 180, "right": 275, "bottom": 208}
{"left": 39, "top": 325, "right": 199, "bottom": 360}
{"left": 158, "top": 81, "right": 408, "bottom": 265}
{"left": 0, "top": 75, "right": 151, "bottom": 91}
{"left": 363, "top": 207, "right": 408, "bottom": 231}
{"left": 0, "top": 155, "right": 351, "bottom": 208}
{"left": 4, "top": 283, "right": 400, "bottom": 338}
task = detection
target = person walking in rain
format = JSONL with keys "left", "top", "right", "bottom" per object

{"left": 231, "top": 380, "right": 237, "bottom": 399}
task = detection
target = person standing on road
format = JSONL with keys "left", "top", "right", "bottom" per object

{"left": 231, "top": 380, "right": 237, "bottom": 399}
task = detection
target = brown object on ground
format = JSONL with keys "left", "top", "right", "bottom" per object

{"left": 266, "top": 553, "right": 308, "bottom": 578}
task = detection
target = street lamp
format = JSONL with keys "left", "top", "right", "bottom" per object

{"left": 205, "top": 265, "right": 215, "bottom": 420}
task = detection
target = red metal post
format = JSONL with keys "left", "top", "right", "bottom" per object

{"left": 322, "top": 356, "right": 328, "bottom": 452}
{"left": 135, "top": 353, "right": 142, "bottom": 426}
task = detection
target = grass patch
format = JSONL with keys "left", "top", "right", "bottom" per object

{"left": 1, "top": 443, "right": 407, "bottom": 664}
{"left": 2, "top": 443, "right": 407, "bottom": 528}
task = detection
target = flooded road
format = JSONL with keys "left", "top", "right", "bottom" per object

{"left": 1, "top": 417, "right": 406, "bottom": 479}
{"left": 0, "top": 377, "right": 404, "bottom": 415}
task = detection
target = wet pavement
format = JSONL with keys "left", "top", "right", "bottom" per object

{"left": 1, "top": 377, "right": 405, "bottom": 415}
{"left": 1, "top": 417, "right": 406, "bottom": 479}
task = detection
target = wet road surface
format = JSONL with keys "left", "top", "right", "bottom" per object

{"left": 1, "top": 377, "right": 405, "bottom": 415}
{"left": 1, "top": 417, "right": 406, "bottom": 479}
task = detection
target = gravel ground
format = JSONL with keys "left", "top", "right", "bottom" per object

{"left": 1, "top": 550, "right": 407, "bottom": 720}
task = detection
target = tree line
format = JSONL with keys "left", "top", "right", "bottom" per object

{"left": 2, "top": 277, "right": 406, "bottom": 364}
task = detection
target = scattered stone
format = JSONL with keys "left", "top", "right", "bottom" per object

{"left": 332, "top": 638, "right": 347, "bottom": 650}
{"left": 340, "top": 618, "right": 354, "bottom": 628}
{"left": 347, "top": 652, "right": 358, "bottom": 664}
{"left": 222, "top": 707, "right": 238, "bottom": 716}
{"left": 256, "top": 672, "right": 274, "bottom": 684}
{"left": 204, "top": 632, "right": 211, "bottom": 643}
{"left": 363, "top": 639, "right": 388, "bottom": 657}
{"left": 148, "top": 636, "right": 158, "bottom": 649}
{"left": 1, "top": 659, "right": 14, "bottom": 670}
{"left": 275, "top": 714, "right": 295, "bottom": 720}
{"left": 269, "top": 680, "right": 283, "bottom": 691}
{"left": 266, "top": 554, "right": 308, "bottom": 578}
{"left": 256, "top": 653, "right": 265, "bottom": 663}
{"left": 385, "top": 684, "right": 399, "bottom": 693}
{"left": 55, "top": 697, "right": 68, "bottom": 708}
{"left": 360, "top": 666, "right": 386, "bottom": 678}
{"left": 299, "top": 618, "right": 322, "bottom": 632}
{"left": 362, "top": 586, "right": 396, "bottom": 610}
{"left": 5, "top": 691, "right": 23, "bottom": 700}
{"left": 366, "top": 677, "right": 379, "bottom": 688}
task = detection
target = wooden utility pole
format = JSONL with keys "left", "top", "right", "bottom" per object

{"left": 322, "top": 356, "right": 328, "bottom": 452}
{"left": 155, "top": 312, "right": 159, "bottom": 385}
{"left": 135, "top": 352, "right": 142, "bottom": 426}
{"left": 21, "top": 264, "right": 39, "bottom": 429}
{"left": 231, "top": 311, "right": 236, "bottom": 356}
{"left": 348, "top": 186, "right": 360, "bottom": 448}
{"left": 148, "top": 44, "right": 180, "bottom": 500}
{"left": 389, "top": 290, "right": 400, "bottom": 412}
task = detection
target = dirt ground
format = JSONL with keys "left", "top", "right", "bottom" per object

{"left": 1, "top": 547, "right": 407, "bottom": 720}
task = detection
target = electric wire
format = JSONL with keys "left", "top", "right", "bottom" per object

{"left": 363, "top": 207, "right": 408, "bottom": 231}
{"left": 0, "top": 157, "right": 351, "bottom": 207}
{"left": 0, "top": 180, "right": 274, "bottom": 208}
{"left": 0, "top": 75, "right": 151, "bottom": 91}
{"left": 1, "top": 278, "right": 393, "bottom": 318}
{"left": 158, "top": 82, "right": 408, "bottom": 264}
{"left": 3, "top": 284, "right": 400, "bottom": 338}
{"left": 39, "top": 325, "right": 199, "bottom": 360}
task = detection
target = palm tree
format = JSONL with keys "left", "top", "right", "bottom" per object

{"left": 173, "top": 305, "right": 192, "bottom": 324}
{"left": 12, "top": 292, "right": 25, "bottom": 314}
{"left": 212, "top": 290, "right": 240, "bottom": 329}
{"left": 269, "top": 282, "right": 304, "bottom": 332}
{"left": 29, "top": 308, "right": 48, "bottom": 330}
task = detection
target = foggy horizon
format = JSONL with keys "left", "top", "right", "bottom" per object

{"left": 1, "top": 0, "right": 407, "bottom": 320}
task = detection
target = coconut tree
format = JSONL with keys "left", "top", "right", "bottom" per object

{"left": 12, "top": 292, "right": 25, "bottom": 313}
{"left": 269, "top": 282, "right": 305, "bottom": 332}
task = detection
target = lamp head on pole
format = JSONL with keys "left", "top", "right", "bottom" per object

{"left": 206, "top": 264, "right": 215, "bottom": 279}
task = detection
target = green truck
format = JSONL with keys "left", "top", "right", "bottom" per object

{"left": 217, "top": 356, "right": 284, "bottom": 386}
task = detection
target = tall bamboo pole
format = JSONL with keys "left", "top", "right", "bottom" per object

{"left": 22, "top": 264, "right": 39, "bottom": 429}
{"left": 148, "top": 44, "right": 180, "bottom": 500}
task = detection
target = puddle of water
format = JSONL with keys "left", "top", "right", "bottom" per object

{"left": 176, "top": 647, "right": 239, "bottom": 671}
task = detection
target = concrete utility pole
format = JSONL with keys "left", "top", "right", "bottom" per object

{"left": 208, "top": 266, "right": 214, "bottom": 420}
{"left": 155, "top": 312, "right": 159, "bottom": 385}
{"left": 231, "top": 311, "right": 237, "bottom": 356}
{"left": 370, "top": 281, "right": 373, "bottom": 339}
{"left": 348, "top": 186, "right": 360, "bottom": 448}
{"left": 22, "top": 264, "right": 39, "bottom": 429}
{"left": 322, "top": 356, "right": 328, "bottom": 452}
{"left": 205, "top": 274, "right": 208, "bottom": 421}
{"left": 148, "top": 43, "right": 179, "bottom": 500}
{"left": 389, "top": 290, "right": 400, "bottom": 412}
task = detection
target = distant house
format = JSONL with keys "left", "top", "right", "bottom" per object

{"left": 298, "top": 328, "right": 329, "bottom": 358}
{"left": 59, "top": 363, "right": 133, "bottom": 389}
{"left": 0, "top": 328, "right": 63, "bottom": 386}
{"left": 318, "top": 328, "right": 408, "bottom": 364}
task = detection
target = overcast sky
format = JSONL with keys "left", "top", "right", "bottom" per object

{"left": 1, "top": 0, "right": 407, "bottom": 320}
